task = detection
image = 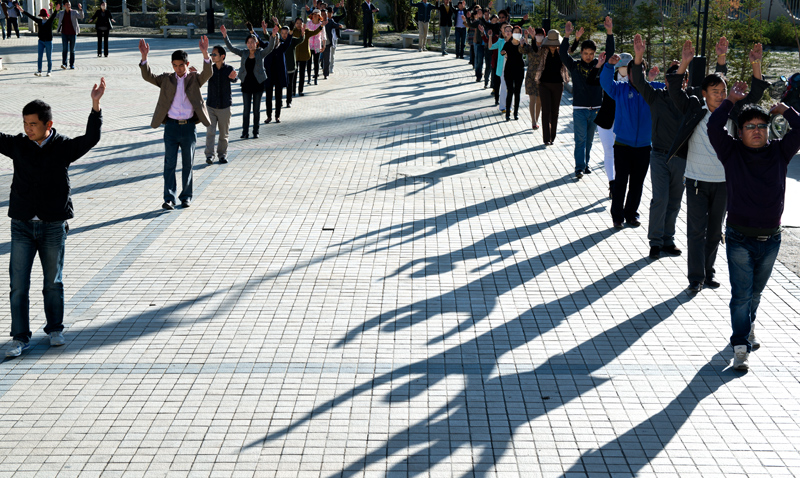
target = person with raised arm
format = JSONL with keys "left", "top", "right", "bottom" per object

{"left": 410, "top": 0, "right": 435, "bottom": 52}
{"left": 204, "top": 44, "right": 237, "bottom": 165}
{"left": 666, "top": 40, "right": 769, "bottom": 293}
{"left": 1, "top": 78, "right": 106, "bottom": 358}
{"left": 561, "top": 16, "right": 613, "bottom": 178}
{"left": 630, "top": 34, "right": 728, "bottom": 261}
{"left": 88, "top": 1, "right": 116, "bottom": 58}
{"left": 55, "top": 1, "right": 84, "bottom": 70}
{"left": 140, "top": 36, "right": 213, "bottom": 209}
{"left": 16, "top": 2, "right": 56, "bottom": 76}
{"left": 707, "top": 82, "right": 800, "bottom": 370}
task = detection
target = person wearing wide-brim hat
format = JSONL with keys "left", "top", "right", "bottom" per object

{"left": 534, "top": 29, "right": 570, "bottom": 145}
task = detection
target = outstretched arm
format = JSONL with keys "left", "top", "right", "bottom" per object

{"left": 629, "top": 35, "right": 658, "bottom": 105}
{"left": 138, "top": 39, "right": 164, "bottom": 87}
{"left": 559, "top": 22, "right": 576, "bottom": 71}
{"left": 65, "top": 78, "right": 105, "bottom": 165}
{"left": 707, "top": 82, "right": 746, "bottom": 165}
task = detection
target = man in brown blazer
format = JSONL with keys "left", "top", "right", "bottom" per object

{"left": 139, "top": 36, "right": 213, "bottom": 210}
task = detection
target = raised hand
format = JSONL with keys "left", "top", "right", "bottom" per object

{"left": 261, "top": 19, "right": 268, "bottom": 31}
{"left": 715, "top": 36, "right": 728, "bottom": 56}
{"left": 77, "top": 3, "right": 82, "bottom": 9}
{"left": 749, "top": 42, "right": 763, "bottom": 63}
{"left": 478, "top": 24, "right": 485, "bottom": 33}
{"left": 199, "top": 35, "right": 209, "bottom": 54}
{"left": 188, "top": 66, "right": 198, "bottom": 73}
{"left": 220, "top": 24, "right": 227, "bottom": 38}
{"left": 770, "top": 103, "right": 790, "bottom": 116}
{"left": 608, "top": 53, "right": 620, "bottom": 65}
{"left": 648, "top": 65, "right": 659, "bottom": 81}
{"left": 272, "top": 15, "right": 279, "bottom": 26}
{"left": 564, "top": 21, "right": 573, "bottom": 37}
{"left": 522, "top": 13, "right": 528, "bottom": 20}
{"left": 575, "top": 27, "right": 584, "bottom": 40}
{"left": 138, "top": 38, "right": 149, "bottom": 61}
{"left": 728, "top": 81, "right": 748, "bottom": 103}
{"left": 596, "top": 51, "right": 606, "bottom": 68}
{"left": 633, "top": 34, "right": 645, "bottom": 58}
{"left": 228, "top": 70, "right": 237, "bottom": 80}
{"left": 681, "top": 39, "right": 694, "bottom": 64}
{"left": 91, "top": 77, "right": 106, "bottom": 111}
{"left": 604, "top": 15, "right": 612, "bottom": 34}
{"left": 272, "top": 25, "right": 279, "bottom": 35}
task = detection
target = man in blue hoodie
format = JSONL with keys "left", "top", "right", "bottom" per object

{"left": 599, "top": 51, "right": 652, "bottom": 229}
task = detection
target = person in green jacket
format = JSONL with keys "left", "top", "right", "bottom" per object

{"left": 292, "top": 16, "right": 325, "bottom": 97}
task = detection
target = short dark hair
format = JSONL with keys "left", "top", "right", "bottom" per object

{"left": 171, "top": 50, "right": 188, "bottom": 63}
{"left": 701, "top": 72, "right": 726, "bottom": 92}
{"left": 212, "top": 45, "right": 226, "bottom": 58}
{"left": 23, "top": 100, "right": 52, "bottom": 123}
{"left": 666, "top": 64, "right": 680, "bottom": 76}
{"left": 281, "top": 25, "right": 290, "bottom": 32}
{"left": 535, "top": 27, "right": 545, "bottom": 36}
{"left": 580, "top": 40, "right": 596, "bottom": 52}
{"left": 497, "top": 9, "right": 508, "bottom": 17}
{"left": 326, "top": 6, "right": 333, "bottom": 12}
{"left": 737, "top": 104, "right": 771, "bottom": 129}
{"left": 245, "top": 34, "right": 259, "bottom": 45}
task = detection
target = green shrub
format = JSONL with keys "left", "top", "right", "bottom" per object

{"left": 763, "top": 16, "right": 800, "bottom": 48}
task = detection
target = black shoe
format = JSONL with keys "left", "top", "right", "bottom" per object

{"left": 264, "top": 117, "right": 271, "bottom": 124}
{"left": 240, "top": 132, "right": 249, "bottom": 139}
{"left": 252, "top": 132, "right": 259, "bottom": 139}
{"left": 299, "top": 92, "right": 305, "bottom": 97}
{"left": 649, "top": 246, "right": 660, "bottom": 259}
{"left": 476, "top": 77, "right": 481, "bottom": 82}
{"left": 162, "top": 201, "right": 175, "bottom": 210}
{"left": 608, "top": 181, "right": 614, "bottom": 199}
{"left": 219, "top": 157, "right": 228, "bottom": 164}
{"left": 286, "top": 103, "right": 291, "bottom": 108}
{"left": 514, "top": 114, "right": 519, "bottom": 120}
{"left": 97, "top": 54, "right": 102, "bottom": 57}
{"left": 275, "top": 118, "right": 281, "bottom": 123}
{"left": 613, "top": 221, "right": 623, "bottom": 230}
{"left": 661, "top": 245, "right": 682, "bottom": 256}
{"left": 206, "top": 157, "right": 213, "bottom": 165}
{"left": 705, "top": 279, "right": 721, "bottom": 289}
{"left": 688, "top": 281, "right": 703, "bottom": 293}
{"left": 181, "top": 199, "right": 191, "bottom": 208}
{"left": 583, "top": 168, "right": 592, "bottom": 175}
{"left": 575, "top": 170, "right": 583, "bottom": 179}
{"left": 505, "top": 114, "right": 510, "bottom": 121}
{"left": 624, "top": 219, "right": 641, "bottom": 228}
{"left": 315, "top": 79, "right": 318, "bottom": 85}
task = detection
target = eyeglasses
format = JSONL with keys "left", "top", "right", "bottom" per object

{"left": 743, "top": 124, "right": 768, "bottom": 130}
{"left": 210, "top": 53, "right": 219, "bottom": 57}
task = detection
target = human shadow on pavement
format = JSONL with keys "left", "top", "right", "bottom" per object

{"left": 379, "top": 130, "right": 520, "bottom": 167}
{"left": 337, "top": 226, "right": 617, "bottom": 348}
{"left": 559, "top": 348, "right": 741, "bottom": 477}
{"left": 246, "top": 260, "right": 695, "bottom": 478}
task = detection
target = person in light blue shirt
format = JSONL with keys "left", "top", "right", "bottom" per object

{"left": 488, "top": 23, "right": 510, "bottom": 113}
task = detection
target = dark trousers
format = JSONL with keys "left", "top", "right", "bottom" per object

{"left": 504, "top": 69, "right": 523, "bottom": 117}
{"left": 468, "top": 41, "right": 474, "bottom": 64}
{"left": 474, "top": 44, "right": 484, "bottom": 81}
{"left": 163, "top": 121, "right": 196, "bottom": 203}
{"left": 363, "top": 21, "right": 373, "bottom": 45}
{"left": 454, "top": 27, "right": 466, "bottom": 58}
{"left": 287, "top": 70, "right": 297, "bottom": 104}
{"left": 539, "top": 82, "right": 563, "bottom": 143}
{"left": 265, "top": 80, "right": 283, "bottom": 119}
{"left": 296, "top": 61, "right": 307, "bottom": 94}
{"left": 491, "top": 72, "right": 500, "bottom": 103}
{"left": 61, "top": 34, "right": 76, "bottom": 67}
{"left": 647, "top": 151, "right": 686, "bottom": 248}
{"left": 242, "top": 89, "right": 263, "bottom": 134}
{"left": 686, "top": 179, "right": 727, "bottom": 284}
{"left": 10, "top": 219, "right": 67, "bottom": 343}
{"left": 322, "top": 46, "right": 331, "bottom": 77}
{"left": 611, "top": 144, "right": 651, "bottom": 224}
{"left": 484, "top": 48, "right": 492, "bottom": 87}
{"left": 307, "top": 51, "right": 320, "bottom": 82}
{"left": 96, "top": 28, "right": 109, "bottom": 56}
{"left": 7, "top": 17, "right": 19, "bottom": 38}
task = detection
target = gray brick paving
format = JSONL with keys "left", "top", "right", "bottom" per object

{"left": 0, "top": 34, "right": 800, "bottom": 477}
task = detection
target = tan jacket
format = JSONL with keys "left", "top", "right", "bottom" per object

{"left": 140, "top": 59, "right": 213, "bottom": 128}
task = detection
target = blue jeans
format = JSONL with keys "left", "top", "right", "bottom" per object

{"left": 440, "top": 26, "right": 451, "bottom": 53}
{"left": 454, "top": 27, "right": 466, "bottom": 58}
{"left": 38, "top": 40, "right": 53, "bottom": 73}
{"left": 573, "top": 108, "right": 598, "bottom": 171}
{"left": 61, "top": 34, "right": 76, "bottom": 67}
{"left": 10, "top": 219, "right": 67, "bottom": 343}
{"left": 474, "top": 43, "right": 485, "bottom": 81}
{"left": 163, "top": 121, "right": 196, "bottom": 203}
{"left": 726, "top": 226, "right": 781, "bottom": 352}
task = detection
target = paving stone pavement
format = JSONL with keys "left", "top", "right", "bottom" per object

{"left": 1, "top": 35, "right": 800, "bottom": 477}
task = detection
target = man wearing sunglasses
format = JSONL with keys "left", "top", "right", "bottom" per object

{"left": 707, "top": 82, "right": 800, "bottom": 370}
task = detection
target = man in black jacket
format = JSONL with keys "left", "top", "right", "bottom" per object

{"left": 361, "top": 0, "right": 378, "bottom": 47}
{"left": 1, "top": 79, "right": 106, "bottom": 358}
{"left": 667, "top": 40, "right": 769, "bottom": 293}
{"left": 437, "top": 0, "right": 454, "bottom": 55}
{"left": 204, "top": 45, "right": 237, "bottom": 165}
{"left": 322, "top": 7, "right": 343, "bottom": 78}
{"left": 630, "top": 34, "right": 728, "bottom": 261}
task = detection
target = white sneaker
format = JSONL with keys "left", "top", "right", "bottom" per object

{"left": 34, "top": 71, "right": 41, "bottom": 76}
{"left": 49, "top": 331, "right": 65, "bottom": 347}
{"left": 5, "top": 340, "right": 31, "bottom": 358}
{"left": 748, "top": 323, "right": 760, "bottom": 351}
{"left": 46, "top": 72, "right": 51, "bottom": 77}
{"left": 733, "top": 345, "right": 750, "bottom": 370}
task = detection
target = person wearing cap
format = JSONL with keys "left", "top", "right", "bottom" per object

{"left": 630, "top": 34, "right": 729, "bottom": 261}
{"left": 411, "top": 0, "right": 434, "bottom": 51}
{"left": 535, "top": 29, "right": 569, "bottom": 145}
{"left": 561, "top": 16, "right": 613, "bottom": 178}
{"left": 667, "top": 40, "right": 769, "bottom": 294}
{"left": 598, "top": 51, "right": 652, "bottom": 229}
{"left": 16, "top": 2, "right": 57, "bottom": 76}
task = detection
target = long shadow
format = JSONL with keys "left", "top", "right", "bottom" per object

{"left": 380, "top": 130, "right": 521, "bottom": 167}
{"left": 559, "top": 348, "right": 740, "bottom": 477}
{"left": 0, "top": 210, "right": 169, "bottom": 256}
{"left": 246, "top": 258, "right": 690, "bottom": 476}
{"left": 338, "top": 226, "right": 616, "bottom": 348}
